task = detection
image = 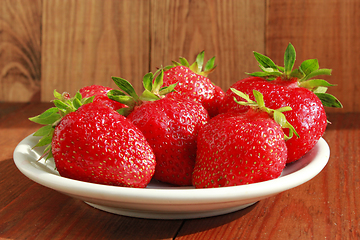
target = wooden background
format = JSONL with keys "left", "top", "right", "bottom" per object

{"left": 0, "top": 0, "right": 358, "bottom": 113}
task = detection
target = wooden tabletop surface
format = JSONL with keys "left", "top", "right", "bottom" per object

{"left": 1, "top": 102, "right": 359, "bottom": 240}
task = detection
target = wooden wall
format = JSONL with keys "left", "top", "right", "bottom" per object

{"left": 1, "top": 0, "right": 358, "bottom": 113}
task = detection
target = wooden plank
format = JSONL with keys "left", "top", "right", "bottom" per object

{"left": 41, "top": 0, "right": 150, "bottom": 101}
{"left": 0, "top": 164, "right": 183, "bottom": 240}
{"left": 266, "top": 0, "right": 360, "bottom": 113}
{"left": 0, "top": 102, "right": 29, "bottom": 121}
{"left": 0, "top": 0, "right": 41, "bottom": 102}
{"left": 150, "top": 0, "right": 265, "bottom": 93}
{"left": 0, "top": 102, "right": 52, "bottom": 161}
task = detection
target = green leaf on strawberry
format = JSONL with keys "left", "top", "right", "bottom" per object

{"left": 168, "top": 51, "right": 217, "bottom": 77}
{"left": 111, "top": 76, "right": 140, "bottom": 101}
{"left": 253, "top": 51, "right": 278, "bottom": 70}
{"left": 143, "top": 72, "right": 154, "bottom": 92}
{"left": 299, "top": 59, "right": 319, "bottom": 75}
{"left": 29, "top": 91, "right": 94, "bottom": 159}
{"left": 231, "top": 88, "right": 299, "bottom": 140}
{"left": 33, "top": 125, "right": 53, "bottom": 137}
{"left": 108, "top": 69, "right": 177, "bottom": 116}
{"left": 299, "top": 79, "right": 334, "bottom": 89}
{"left": 249, "top": 43, "right": 342, "bottom": 108}
{"left": 314, "top": 93, "right": 343, "bottom": 108}
{"left": 284, "top": 43, "right": 296, "bottom": 75}
{"left": 29, "top": 107, "right": 61, "bottom": 125}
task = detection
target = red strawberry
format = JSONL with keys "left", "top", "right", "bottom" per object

{"left": 220, "top": 43, "right": 342, "bottom": 163}
{"left": 79, "top": 85, "right": 126, "bottom": 110}
{"left": 206, "top": 85, "right": 225, "bottom": 117}
{"left": 193, "top": 90, "right": 295, "bottom": 188}
{"left": 108, "top": 71, "right": 209, "bottom": 186}
{"left": 29, "top": 91, "right": 156, "bottom": 188}
{"left": 162, "top": 51, "right": 225, "bottom": 117}
{"left": 128, "top": 97, "right": 208, "bottom": 186}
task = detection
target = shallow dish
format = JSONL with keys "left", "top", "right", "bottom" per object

{"left": 13, "top": 134, "right": 329, "bottom": 219}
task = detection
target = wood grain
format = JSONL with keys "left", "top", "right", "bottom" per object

{"left": 41, "top": 0, "right": 150, "bottom": 101}
{"left": 0, "top": 168, "right": 183, "bottom": 240}
{"left": 266, "top": 0, "right": 360, "bottom": 113}
{"left": 0, "top": 102, "right": 51, "bottom": 161}
{"left": 1, "top": 0, "right": 359, "bottom": 113}
{"left": 0, "top": 0, "right": 41, "bottom": 102}
{"left": 150, "top": 0, "right": 265, "bottom": 92}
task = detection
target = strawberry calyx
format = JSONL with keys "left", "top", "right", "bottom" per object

{"left": 230, "top": 88, "right": 299, "bottom": 141}
{"left": 248, "top": 43, "right": 342, "bottom": 108}
{"left": 165, "top": 51, "right": 216, "bottom": 77}
{"left": 108, "top": 69, "right": 177, "bottom": 116}
{"left": 29, "top": 90, "right": 94, "bottom": 160}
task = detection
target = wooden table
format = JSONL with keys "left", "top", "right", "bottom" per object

{"left": 1, "top": 102, "right": 358, "bottom": 239}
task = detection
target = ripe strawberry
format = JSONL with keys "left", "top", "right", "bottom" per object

{"left": 162, "top": 51, "right": 225, "bottom": 117}
{"left": 206, "top": 85, "right": 225, "bottom": 117}
{"left": 129, "top": 98, "right": 208, "bottom": 186}
{"left": 193, "top": 89, "right": 296, "bottom": 188}
{"left": 29, "top": 91, "right": 156, "bottom": 188}
{"left": 220, "top": 43, "right": 342, "bottom": 163}
{"left": 108, "top": 70, "right": 209, "bottom": 186}
{"left": 79, "top": 85, "right": 126, "bottom": 110}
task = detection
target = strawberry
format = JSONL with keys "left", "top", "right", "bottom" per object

{"left": 79, "top": 85, "right": 126, "bottom": 110}
{"left": 162, "top": 51, "right": 225, "bottom": 117}
{"left": 108, "top": 70, "right": 209, "bottom": 186}
{"left": 29, "top": 91, "right": 156, "bottom": 188}
{"left": 220, "top": 43, "right": 342, "bottom": 163}
{"left": 206, "top": 85, "right": 225, "bottom": 117}
{"left": 128, "top": 97, "right": 208, "bottom": 186}
{"left": 193, "top": 89, "right": 297, "bottom": 188}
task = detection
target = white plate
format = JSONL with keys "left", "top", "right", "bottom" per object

{"left": 13, "top": 134, "right": 330, "bottom": 219}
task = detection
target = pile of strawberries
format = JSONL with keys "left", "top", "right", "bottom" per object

{"left": 30, "top": 44, "right": 342, "bottom": 188}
